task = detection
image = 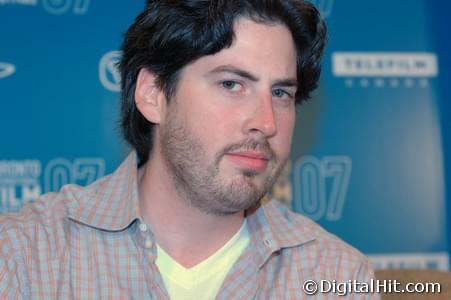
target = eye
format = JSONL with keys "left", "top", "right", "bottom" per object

{"left": 221, "top": 80, "right": 243, "bottom": 92}
{"left": 272, "top": 88, "right": 293, "bottom": 100}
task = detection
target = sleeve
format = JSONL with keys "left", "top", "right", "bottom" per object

{"left": 0, "top": 222, "right": 30, "bottom": 299}
{"left": 352, "top": 258, "right": 380, "bottom": 300}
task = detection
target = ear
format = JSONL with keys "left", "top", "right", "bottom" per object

{"left": 135, "top": 68, "right": 166, "bottom": 124}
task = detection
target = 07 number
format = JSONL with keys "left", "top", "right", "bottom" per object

{"left": 44, "top": 158, "right": 105, "bottom": 193}
{"left": 292, "top": 156, "right": 352, "bottom": 221}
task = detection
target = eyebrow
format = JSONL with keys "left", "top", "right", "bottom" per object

{"left": 207, "top": 64, "right": 298, "bottom": 88}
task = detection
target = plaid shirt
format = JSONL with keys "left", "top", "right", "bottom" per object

{"left": 0, "top": 153, "right": 378, "bottom": 299}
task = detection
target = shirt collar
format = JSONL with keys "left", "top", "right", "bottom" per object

{"left": 67, "top": 152, "right": 318, "bottom": 252}
{"left": 246, "top": 197, "right": 318, "bottom": 268}
{"left": 68, "top": 152, "right": 141, "bottom": 231}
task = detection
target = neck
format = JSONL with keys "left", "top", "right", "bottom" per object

{"left": 138, "top": 150, "right": 245, "bottom": 268}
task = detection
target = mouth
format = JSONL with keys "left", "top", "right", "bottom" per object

{"left": 224, "top": 151, "right": 270, "bottom": 172}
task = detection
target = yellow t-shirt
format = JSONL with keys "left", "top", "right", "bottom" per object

{"left": 155, "top": 220, "right": 250, "bottom": 300}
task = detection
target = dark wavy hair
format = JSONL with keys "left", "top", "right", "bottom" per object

{"left": 119, "top": 0, "right": 327, "bottom": 165}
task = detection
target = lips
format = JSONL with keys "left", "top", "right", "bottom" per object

{"left": 225, "top": 151, "right": 270, "bottom": 172}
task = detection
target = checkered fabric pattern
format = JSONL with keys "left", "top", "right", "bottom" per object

{"left": 0, "top": 153, "right": 378, "bottom": 299}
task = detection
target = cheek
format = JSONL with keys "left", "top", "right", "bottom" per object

{"left": 181, "top": 104, "right": 231, "bottom": 152}
{"left": 188, "top": 95, "right": 240, "bottom": 138}
{"left": 275, "top": 112, "right": 295, "bottom": 152}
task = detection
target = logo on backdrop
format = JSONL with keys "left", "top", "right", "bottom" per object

{"left": 0, "top": 62, "right": 16, "bottom": 79}
{"left": 99, "top": 50, "right": 121, "bottom": 92}
{"left": 41, "top": 0, "right": 90, "bottom": 15}
{"left": 270, "top": 161, "right": 292, "bottom": 207}
{"left": 0, "top": 0, "right": 36, "bottom": 6}
{"left": 369, "top": 253, "right": 449, "bottom": 271}
{"left": 292, "top": 155, "right": 352, "bottom": 221}
{"left": 270, "top": 155, "right": 352, "bottom": 222}
{"left": 0, "top": 0, "right": 90, "bottom": 15}
{"left": 43, "top": 158, "right": 105, "bottom": 193}
{"left": 0, "top": 160, "right": 41, "bottom": 213}
{"left": 309, "top": 0, "right": 334, "bottom": 17}
{"left": 332, "top": 52, "right": 438, "bottom": 88}
{"left": 0, "top": 158, "right": 105, "bottom": 214}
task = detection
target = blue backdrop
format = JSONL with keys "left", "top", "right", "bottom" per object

{"left": 1, "top": 0, "right": 449, "bottom": 270}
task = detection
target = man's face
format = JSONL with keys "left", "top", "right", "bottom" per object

{"left": 159, "top": 18, "right": 297, "bottom": 215}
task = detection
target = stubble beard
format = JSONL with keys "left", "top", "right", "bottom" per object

{"left": 160, "top": 111, "right": 287, "bottom": 216}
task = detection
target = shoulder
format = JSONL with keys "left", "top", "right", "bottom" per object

{"left": 0, "top": 175, "right": 111, "bottom": 253}
{"left": 0, "top": 189, "right": 73, "bottom": 296}
{"left": 262, "top": 199, "right": 374, "bottom": 279}
{"left": 1, "top": 193, "right": 66, "bottom": 263}
{"left": 0, "top": 175, "right": 115, "bottom": 297}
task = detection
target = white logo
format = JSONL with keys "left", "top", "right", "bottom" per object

{"left": 99, "top": 50, "right": 122, "bottom": 92}
{"left": 333, "top": 52, "right": 438, "bottom": 77}
{"left": 0, "top": 160, "right": 41, "bottom": 213}
{"left": 369, "top": 253, "right": 449, "bottom": 271}
{"left": 44, "top": 158, "right": 105, "bottom": 193}
{"left": 0, "top": 62, "right": 16, "bottom": 79}
{"left": 309, "top": 0, "right": 334, "bottom": 17}
{"left": 293, "top": 156, "right": 352, "bottom": 221}
{"left": 0, "top": 0, "right": 37, "bottom": 7}
{"left": 41, "top": 0, "right": 90, "bottom": 15}
{"left": 0, "top": 157, "right": 105, "bottom": 213}
{"left": 332, "top": 52, "right": 438, "bottom": 88}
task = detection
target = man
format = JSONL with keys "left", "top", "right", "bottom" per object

{"left": 0, "top": 0, "right": 377, "bottom": 299}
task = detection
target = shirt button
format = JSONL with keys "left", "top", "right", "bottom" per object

{"left": 139, "top": 223, "right": 148, "bottom": 232}
{"left": 144, "top": 239, "right": 153, "bottom": 249}
{"left": 264, "top": 239, "right": 272, "bottom": 247}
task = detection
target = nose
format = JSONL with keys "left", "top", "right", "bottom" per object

{"left": 242, "top": 93, "right": 277, "bottom": 138}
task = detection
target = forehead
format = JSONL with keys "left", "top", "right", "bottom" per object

{"left": 183, "top": 18, "right": 297, "bottom": 81}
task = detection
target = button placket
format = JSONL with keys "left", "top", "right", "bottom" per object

{"left": 139, "top": 223, "right": 148, "bottom": 232}
{"left": 137, "top": 221, "right": 154, "bottom": 251}
{"left": 264, "top": 239, "right": 271, "bottom": 247}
